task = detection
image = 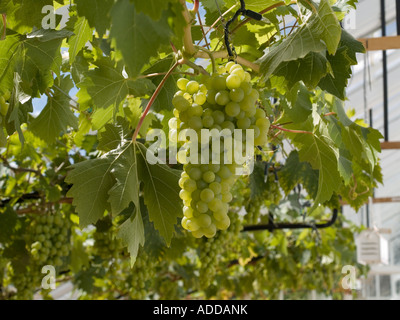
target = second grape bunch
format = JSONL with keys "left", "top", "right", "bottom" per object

{"left": 170, "top": 62, "right": 270, "bottom": 239}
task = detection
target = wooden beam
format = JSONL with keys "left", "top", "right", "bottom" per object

{"left": 341, "top": 197, "right": 400, "bottom": 206}
{"left": 373, "top": 197, "right": 400, "bottom": 204}
{"left": 381, "top": 141, "right": 400, "bottom": 150}
{"left": 358, "top": 35, "right": 400, "bottom": 51}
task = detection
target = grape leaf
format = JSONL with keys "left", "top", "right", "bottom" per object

{"left": 131, "top": 0, "right": 176, "bottom": 21}
{"left": 30, "top": 75, "right": 78, "bottom": 144}
{"left": 259, "top": 0, "right": 341, "bottom": 80}
{"left": 117, "top": 203, "right": 145, "bottom": 266}
{"left": 249, "top": 161, "right": 268, "bottom": 200}
{"left": 136, "top": 142, "right": 182, "bottom": 245}
{"left": 318, "top": 30, "right": 365, "bottom": 100}
{"left": 274, "top": 51, "right": 332, "bottom": 90}
{"left": 293, "top": 132, "right": 342, "bottom": 209}
{"left": 77, "top": 57, "right": 155, "bottom": 111}
{"left": 17, "top": 29, "right": 73, "bottom": 95}
{"left": 108, "top": 143, "right": 140, "bottom": 217}
{"left": 0, "top": 0, "right": 53, "bottom": 34}
{"left": 110, "top": 0, "right": 172, "bottom": 78}
{"left": 67, "top": 15, "right": 93, "bottom": 64}
{"left": 66, "top": 156, "right": 115, "bottom": 228}
{"left": 75, "top": 0, "right": 114, "bottom": 38}
{"left": 0, "top": 33, "right": 20, "bottom": 93}
{"left": 278, "top": 151, "right": 319, "bottom": 198}
{"left": 0, "top": 207, "right": 18, "bottom": 243}
{"left": 98, "top": 123, "right": 127, "bottom": 152}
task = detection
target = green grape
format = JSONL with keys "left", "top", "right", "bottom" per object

{"left": 226, "top": 74, "right": 241, "bottom": 89}
{"left": 200, "top": 188, "right": 214, "bottom": 203}
{"left": 212, "top": 75, "right": 227, "bottom": 91}
{"left": 196, "top": 201, "right": 209, "bottom": 213}
{"left": 194, "top": 92, "right": 207, "bottom": 105}
{"left": 188, "top": 104, "right": 203, "bottom": 117}
{"left": 172, "top": 95, "right": 190, "bottom": 112}
{"left": 202, "top": 171, "right": 215, "bottom": 183}
{"left": 186, "top": 80, "right": 200, "bottom": 94}
{"left": 225, "top": 102, "right": 240, "bottom": 117}
{"left": 229, "top": 88, "right": 244, "bottom": 102}
{"left": 209, "top": 181, "right": 222, "bottom": 194}
{"left": 183, "top": 178, "right": 197, "bottom": 192}
{"left": 188, "top": 116, "right": 203, "bottom": 130}
{"left": 237, "top": 118, "right": 251, "bottom": 130}
{"left": 188, "top": 167, "right": 202, "bottom": 180}
{"left": 215, "top": 90, "right": 230, "bottom": 106}
{"left": 202, "top": 115, "right": 214, "bottom": 128}
{"left": 221, "top": 121, "right": 235, "bottom": 133}
{"left": 212, "top": 110, "right": 225, "bottom": 125}
{"left": 177, "top": 78, "right": 189, "bottom": 91}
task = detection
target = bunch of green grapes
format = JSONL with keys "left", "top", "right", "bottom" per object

{"left": 199, "top": 211, "right": 242, "bottom": 288}
{"left": 245, "top": 197, "right": 264, "bottom": 225}
{"left": 29, "top": 213, "right": 71, "bottom": 267}
{"left": 10, "top": 271, "right": 40, "bottom": 300}
{"left": 0, "top": 90, "right": 10, "bottom": 118}
{"left": 170, "top": 62, "right": 270, "bottom": 238}
{"left": 128, "top": 252, "right": 156, "bottom": 299}
{"left": 93, "top": 229, "right": 123, "bottom": 260}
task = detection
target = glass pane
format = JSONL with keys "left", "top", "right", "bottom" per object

{"left": 379, "top": 275, "right": 391, "bottom": 297}
{"left": 366, "top": 276, "right": 376, "bottom": 297}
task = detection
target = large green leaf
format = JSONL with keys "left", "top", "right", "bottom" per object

{"left": 67, "top": 15, "right": 93, "bottom": 64}
{"left": 30, "top": 76, "right": 78, "bottom": 144}
{"left": 77, "top": 57, "right": 155, "bottom": 111}
{"left": 66, "top": 156, "right": 115, "bottom": 228}
{"left": 293, "top": 132, "right": 342, "bottom": 209}
{"left": 274, "top": 52, "right": 332, "bottom": 90}
{"left": 75, "top": 0, "right": 114, "bottom": 38}
{"left": 278, "top": 151, "right": 319, "bottom": 198}
{"left": 110, "top": 0, "right": 172, "bottom": 77}
{"left": 318, "top": 30, "right": 365, "bottom": 100}
{"left": 108, "top": 144, "right": 140, "bottom": 217}
{"left": 116, "top": 204, "right": 145, "bottom": 266}
{"left": 259, "top": 0, "right": 341, "bottom": 80}
{"left": 131, "top": 0, "right": 177, "bottom": 20}
{"left": 137, "top": 143, "right": 182, "bottom": 245}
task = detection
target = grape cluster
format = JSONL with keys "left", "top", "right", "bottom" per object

{"left": 170, "top": 62, "right": 270, "bottom": 238}
{"left": 245, "top": 197, "right": 264, "bottom": 225}
{"left": 128, "top": 252, "right": 156, "bottom": 299}
{"left": 30, "top": 213, "right": 71, "bottom": 267}
{"left": 93, "top": 230, "right": 122, "bottom": 260}
{"left": 0, "top": 90, "right": 10, "bottom": 117}
{"left": 199, "top": 211, "right": 242, "bottom": 288}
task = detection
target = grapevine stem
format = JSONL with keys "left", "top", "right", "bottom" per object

{"left": 180, "top": 0, "right": 197, "bottom": 56}
{"left": 138, "top": 71, "right": 197, "bottom": 79}
{"left": 191, "top": 0, "right": 200, "bottom": 15}
{"left": 0, "top": 155, "right": 42, "bottom": 176}
{"left": 132, "top": 61, "right": 180, "bottom": 142}
{"left": 196, "top": 10, "right": 210, "bottom": 50}
{"left": 270, "top": 125, "right": 314, "bottom": 135}
{"left": 195, "top": 45, "right": 216, "bottom": 73}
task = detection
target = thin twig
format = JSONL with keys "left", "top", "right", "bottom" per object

{"left": 0, "top": 155, "right": 42, "bottom": 176}
{"left": 196, "top": 10, "right": 210, "bottom": 50}
{"left": 132, "top": 61, "right": 180, "bottom": 142}
{"left": 270, "top": 125, "right": 314, "bottom": 135}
